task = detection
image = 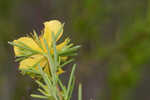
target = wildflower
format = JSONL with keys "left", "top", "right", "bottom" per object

{"left": 13, "top": 20, "right": 68, "bottom": 76}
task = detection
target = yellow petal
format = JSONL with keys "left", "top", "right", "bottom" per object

{"left": 56, "top": 38, "right": 70, "bottom": 51}
{"left": 19, "top": 54, "right": 64, "bottom": 75}
{"left": 13, "top": 37, "right": 41, "bottom": 56}
{"left": 43, "top": 20, "right": 63, "bottom": 46}
{"left": 56, "top": 38, "right": 70, "bottom": 61}
{"left": 43, "top": 65, "right": 64, "bottom": 75}
{"left": 57, "top": 68, "right": 65, "bottom": 75}
{"left": 43, "top": 64, "right": 50, "bottom": 75}
{"left": 19, "top": 55, "right": 45, "bottom": 70}
{"left": 61, "top": 56, "right": 68, "bottom": 61}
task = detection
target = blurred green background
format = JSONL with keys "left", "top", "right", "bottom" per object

{"left": 0, "top": 0, "right": 150, "bottom": 100}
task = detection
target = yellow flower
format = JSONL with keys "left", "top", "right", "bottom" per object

{"left": 13, "top": 20, "right": 68, "bottom": 75}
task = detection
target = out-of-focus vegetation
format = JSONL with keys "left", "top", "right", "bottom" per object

{"left": 0, "top": 0, "right": 150, "bottom": 100}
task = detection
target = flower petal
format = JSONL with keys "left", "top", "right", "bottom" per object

{"left": 19, "top": 55, "right": 45, "bottom": 70}
{"left": 56, "top": 38, "right": 69, "bottom": 51}
{"left": 13, "top": 37, "right": 41, "bottom": 56}
{"left": 57, "top": 68, "right": 65, "bottom": 75}
{"left": 43, "top": 20, "right": 63, "bottom": 46}
{"left": 56, "top": 38, "right": 70, "bottom": 61}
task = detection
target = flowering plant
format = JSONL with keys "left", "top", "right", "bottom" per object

{"left": 9, "top": 20, "right": 82, "bottom": 100}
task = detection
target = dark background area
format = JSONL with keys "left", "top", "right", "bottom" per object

{"left": 0, "top": 0, "right": 150, "bottom": 100}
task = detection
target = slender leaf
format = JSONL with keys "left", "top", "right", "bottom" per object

{"left": 78, "top": 83, "right": 82, "bottom": 100}
{"left": 66, "top": 64, "right": 76, "bottom": 100}
{"left": 31, "top": 94, "right": 48, "bottom": 99}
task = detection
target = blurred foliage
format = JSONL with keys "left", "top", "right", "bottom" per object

{"left": 0, "top": 0, "right": 150, "bottom": 100}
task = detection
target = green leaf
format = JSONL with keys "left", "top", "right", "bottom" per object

{"left": 37, "top": 88, "right": 49, "bottom": 96}
{"left": 58, "top": 79, "right": 67, "bottom": 95}
{"left": 20, "top": 68, "right": 40, "bottom": 75}
{"left": 59, "top": 59, "right": 74, "bottom": 68}
{"left": 32, "top": 30, "right": 44, "bottom": 51}
{"left": 68, "top": 77, "right": 75, "bottom": 100}
{"left": 78, "top": 83, "right": 82, "bottom": 100}
{"left": 65, "top": 64, "right": 76, "bottom": 100}
{"left": 43, "top": 38, "right": 55, "bottom": 75}
{"left": 8, "top": 41, "right": 42, "bottom": 55}
{"left": 52, "top": 32, "right": 58, "bottom": 70}
{"left": 58, "top": 45, "right": 80, "bottom": 56}
{"left": 36, "top": 80, "right": 49, "bottom": 93}
{"left": 31, "top": 94, "right": 48, "bottom": 99}
{"left": 38, "top": 65, "right": 52, "bottom": 93}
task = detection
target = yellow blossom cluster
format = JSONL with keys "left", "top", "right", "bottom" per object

{"left": 13, "top": 20, "right": 68, "bottom": 75}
